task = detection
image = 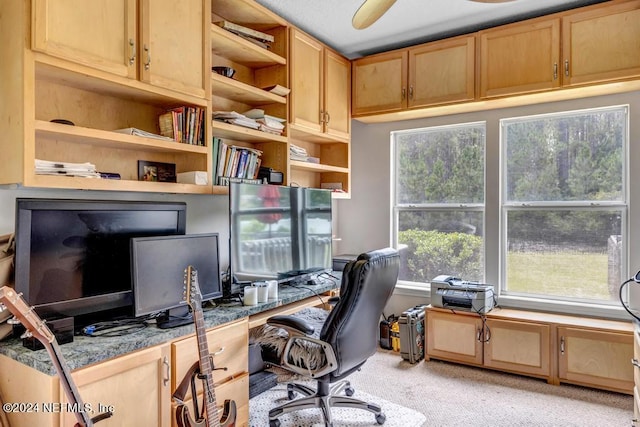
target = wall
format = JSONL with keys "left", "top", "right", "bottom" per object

{"left": 339, "top": 90, "right": 640, "bottom": 318}
{"left": 0, "top": 187, "right": 231, "bottom": 266}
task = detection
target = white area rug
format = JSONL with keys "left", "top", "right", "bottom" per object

{"left": 249, "top": 383, "right": 427, "bottom": 427}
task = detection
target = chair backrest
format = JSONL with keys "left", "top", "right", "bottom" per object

{"left": 320, "top": 247, "right": 399, "bottom": 377}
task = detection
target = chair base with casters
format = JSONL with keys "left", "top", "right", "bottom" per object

{"left": 268, "top": 377, "right": 386, "bottom": 427}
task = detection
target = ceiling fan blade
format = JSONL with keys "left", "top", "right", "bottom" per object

{"left": 352, "top": 0, "right": 397, "bottom": 30}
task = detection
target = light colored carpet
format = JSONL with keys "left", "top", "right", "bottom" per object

{"left": 348, "top": 349, "right": 634, "bottom": 427}
{"left": 250, "top": 382, "right": 427, "bottom": 427}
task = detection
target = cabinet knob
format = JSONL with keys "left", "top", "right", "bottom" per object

{"left": 325, "top": 111, "right": 330, "bottom": 124}
{"left": 128, "top": 39, "right": 136, "bottom": 65}
{"left": 564, "top": 60, "right": 569, "bottom": 77}
{"left": 401, "top": 87, "right": 406, "bottom": 100}
{"left": 409, "top": 85, "right": 414, "bottom": 100}
{"left": 553, "top": 62, "right": 558, "bottom": 80}
{"left": 631, "top": 358, "right": 640, "bottom": 368}
{"left": 144, "top": 44, "right": 151, "bottom": 70}
{"left": 560, "top": 336, "right": 565, "bottom": 354}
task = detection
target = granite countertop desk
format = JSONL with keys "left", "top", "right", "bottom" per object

{"left": 0, "top": 279, "right": 339, "bottom": 376}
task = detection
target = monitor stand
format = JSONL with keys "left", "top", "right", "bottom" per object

{"left": 156, "top": 306, "right": 193, "bottom": 329}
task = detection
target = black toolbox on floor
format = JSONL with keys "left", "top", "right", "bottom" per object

{"left": 399, "top": 305, "right": 428, "bottom": 363}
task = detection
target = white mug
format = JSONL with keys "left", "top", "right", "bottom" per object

{"left": 267, "top": 280, "right": 278, "bottom": 300}
{"left": 243, "top": 286, "right": 258, "bottom": 306}
{"left": 257, "top": 283, "right": 269, "bottom": 303}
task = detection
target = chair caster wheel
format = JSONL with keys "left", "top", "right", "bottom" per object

{"left": 376, "top": 413, "right": 386, "bottom": 425}
{"left": 345, "top": 386, "right": 355, "bottom": 396}
{"left": 270, "top": 419, "right": 281, "bottom": 427}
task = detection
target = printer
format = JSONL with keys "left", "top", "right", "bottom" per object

{"left": 430, "top": 275, "right": 496, "bottom": 314}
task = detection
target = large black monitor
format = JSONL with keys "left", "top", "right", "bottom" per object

{"left": 14, "top": 198, "right": 186, "bottom": 327}
{"left": 228, "top": 183, "right": 332, "bottom": 296}
{"left": 130, "top": 233, "right": 222, "bottom": 329}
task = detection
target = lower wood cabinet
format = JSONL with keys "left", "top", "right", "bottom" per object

{"left": 557, "top": 326, "right": 633, "bottom": 394}
{"left": 60, "top": 344, "right": 172, "bottom": 427}
{"left": 426, "top": 306, "right": 633, "bottom": 393}
{"left": 171, "top": 318, "right": 250, "bottom": 427}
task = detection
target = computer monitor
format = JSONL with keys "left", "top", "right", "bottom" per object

{"left": 14, "top": 198, "right": 186, "bottom": 327}
{"left": 228, "top": 183, "right": 332, "bottom": 296}
{"left": 130, "top": 233, "right": 222, "bottom": 329}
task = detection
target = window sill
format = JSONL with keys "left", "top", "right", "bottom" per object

{"left": 394, "top": 281, "right": 630, "bottom": 321}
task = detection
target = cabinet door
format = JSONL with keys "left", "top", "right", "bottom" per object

{"left": 139, "top": 0, "right": 208, "bottom": 98}
{"left": 324, "top": 49, "right": 351, "bottom": 140}
{"left": 408, "top": 35, "right": 475, "bottom": 108}
{"left": 484, "top": 319, "right": 550, "bottom": 378}
{"left": 172, "top": 319, "right": 249, "bottom": 424}
{"left": 290, "top": 28, "right": 324, "bottom": 133}
{"left": 562, "top": 0, "right": 640, "bottom": 87}
{"left": 352, "top": 50, "right": 408, "bottom": 116}
{"left": 479, "top": 18, "right": 561, "bottom": 98}
{"left": 32, "top": 0, "right": 137, "bottom": 78}
{"left": 558, "top": 326, "right": 633, "bottom": 394}
{"left": 426, "top": 310, "right": 483, "bottom": 365}
{"left": 59, "top": 344, "right": 172, "bottom": 427}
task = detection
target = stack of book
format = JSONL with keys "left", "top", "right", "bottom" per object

{"left": 212, "top": 137, "right": 263, "bottom": 185}
{"left": 214, "top": 20, "right": 274, "bottom": 50}
{"left": 35, "top": 159, "right": 102, "bottom": 178}
{"left": 158, "top": 106, "right": 205, "bottom": 146}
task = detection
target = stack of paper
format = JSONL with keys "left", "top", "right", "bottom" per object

{"left": 244, "top": 109, "right": 285, "bottom": 135}
{"left": 213, "top": 111, "right": 260, "bottom": 130}
{"left": 290, "top": 144, "right": 309, "bottom": 161}
{"left": 35, "top": 159, "right": 101, "bottom": 178}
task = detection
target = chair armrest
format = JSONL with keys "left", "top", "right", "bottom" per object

{"left": 266, "top": 315, "right": 315, "bottom": 335}
{"left": 282, "top": 335, "right": 338, "bottom": 378}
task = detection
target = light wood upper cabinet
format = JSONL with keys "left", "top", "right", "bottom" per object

{"left": 139, "top": 0, "right": 209, "bottom": 99}
{"left": 324, "top": 49, "right": 351, "bottom": 140}
{"left": 408, "top": 35, "right": 476, "bottom": 108}
{"left": 32, "top": 0, "right": 209, "bottom": 99}
{"left": 352, "top": 50, "right": 407, "bottom": 116}
{"left": 290, "top": 28, "right": 324, "bottom": 134}
{"left": 479, "top": 17, "right": 561, "bottom": 99}
{"left": 562, "top": 0, "right": 640, "bottom": 87}
{"left": 32, "top": 0, "right": 137, "bottom": 79}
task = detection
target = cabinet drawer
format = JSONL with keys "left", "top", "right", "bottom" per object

{"left": 171, "top": 373, "right": 249, "bottom": 427}
{"left": 172, "top": 318, "right": 249, "bottom": 389}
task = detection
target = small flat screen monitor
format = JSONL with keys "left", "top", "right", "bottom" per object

{"left": 14, "top": 198, "right": 186, "bottom": 327}
{"left": 130, "top": 233, "right": 222, "bottom": 328}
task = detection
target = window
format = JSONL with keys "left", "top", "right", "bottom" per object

{"left": 502, "top": 106, "right": 627, "bottom": 304}
{"left": 392, "top": 123, "right": 485, "bottom": 284}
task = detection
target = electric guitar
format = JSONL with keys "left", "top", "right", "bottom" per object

{"left": 175, "top": 266, "right": 236, "bottom": 427}
{"left": 0, "top": 286, "right": 112, "bottom": 427}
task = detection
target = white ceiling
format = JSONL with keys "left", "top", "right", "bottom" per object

{"left": 255, "top": 0, "right": 607, "bottom": 59}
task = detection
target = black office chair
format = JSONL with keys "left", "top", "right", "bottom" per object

{"left": 259, "top": 247, "right": 399, "bottom": 427}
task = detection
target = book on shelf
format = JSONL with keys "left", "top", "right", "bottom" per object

{"left": 158, "top": 107, "right": 205, "bottom": 146}
{"left": 217, "top": 176, "right": 263, "bottom": 186}
{"left": 113, "top": 127, "right": 173, "bottom": 141}
{"left": 213, "top": 139, "right": 263, "bottom": 184}
{"left": 214, "top": 20, "right": 275, "bottom": 43}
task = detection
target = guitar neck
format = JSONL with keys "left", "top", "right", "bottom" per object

{"left": 193, "top": 308, "right": 220, "bottom": 426}
{"left": 46, "top": 340, "right": 92, "bottom": 427}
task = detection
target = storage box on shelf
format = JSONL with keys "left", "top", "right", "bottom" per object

{"left": 211, "top": 0, "right": 290, "bottom": 192}
{"left": 1, "top": 0, "right": 213, "bottom": 194}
